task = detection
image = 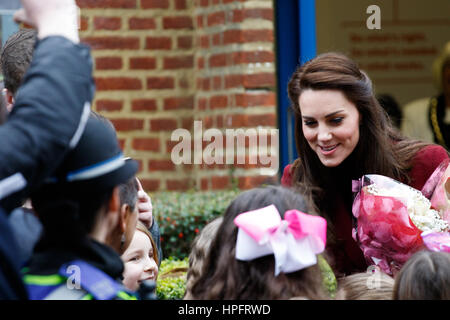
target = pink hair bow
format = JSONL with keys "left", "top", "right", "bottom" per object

{"left": 234, "top": 204, "right": 327, "bottom": 276}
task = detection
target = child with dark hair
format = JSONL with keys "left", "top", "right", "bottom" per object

{"left": 24, "top": 116, "right": 140, "bottom": 300}
{"left": 187, "top": 185, "right": 329, "bottom": 300}
{"left": 393, "top": 250, "right": 450, "bottom": 300}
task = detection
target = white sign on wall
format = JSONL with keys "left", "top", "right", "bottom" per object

{"left": 316, "top": 0, "right": 450, "bottom": 107}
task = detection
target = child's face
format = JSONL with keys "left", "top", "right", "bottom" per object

{"left": 121, "top": 230, "right": 158, "bottom": 291}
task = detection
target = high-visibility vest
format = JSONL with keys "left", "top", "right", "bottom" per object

{"left": 23, "top": 260, "right": 137, "bottom": 300}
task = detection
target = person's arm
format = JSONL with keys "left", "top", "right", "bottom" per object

{"left": 13, "top": 0, "right": 80, "bottom": 43}
{"left": 135, "top": 178, "right": 163, "bottom": 264}
{"left": 136, "top": 178, "right": 153, "bottom": 228}
{"left": 281, "top": 164, "right": 293, "bottom": 187}
{"left": 409, "top": 144, "right": 450, "bottom": 190}
{"left": 0, "top": 0, "right": 93, "bottom": 212}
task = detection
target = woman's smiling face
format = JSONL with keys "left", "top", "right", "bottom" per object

{"left": 299, "top": 89, "right": 360, "bottom": 167}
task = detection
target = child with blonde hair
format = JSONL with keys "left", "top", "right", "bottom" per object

{"left": 121, "top": 221, "right": 159, "bottom": 291}
{"left": 336, "top": 268, "right": 394, "bottom": 300}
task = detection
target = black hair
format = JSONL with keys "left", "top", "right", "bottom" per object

{"left": 376, "top": 93, "right": 402, "bottom": 129}
{"left": 118, "top": 177, "right": 138, "bottom": 212}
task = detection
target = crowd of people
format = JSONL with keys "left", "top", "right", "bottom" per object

{"left": 0, "top": 0, "right": 448, "bottom": 301}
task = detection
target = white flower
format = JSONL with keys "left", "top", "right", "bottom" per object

{"left": 365, "top": 183, "right": 449, "bottom": 233}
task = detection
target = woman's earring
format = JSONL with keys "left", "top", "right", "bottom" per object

{"left": 120, "top": 233, "right": 126, "bottom": 248}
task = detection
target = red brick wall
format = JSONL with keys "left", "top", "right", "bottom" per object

{"left": 77, "top": 0, "right": 278, "bottom": 193}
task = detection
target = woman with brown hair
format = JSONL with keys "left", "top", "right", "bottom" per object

{"left": 281, "top": 52, "right": 449, "bottom": 277}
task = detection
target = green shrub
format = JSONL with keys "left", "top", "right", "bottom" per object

{"left": 156, "top": 257, "right": 188, "bottom": 300}
{"left": 153, "top": 189, "right": 240, "bottom": 259}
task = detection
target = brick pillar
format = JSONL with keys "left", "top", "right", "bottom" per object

{"left": 77, "top": 0, "right": 278, "bottom": 193}
{"left": 193, "top": 0, "right": 278, "bottom": 190}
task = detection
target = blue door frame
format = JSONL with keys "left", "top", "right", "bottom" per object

{"left": 275, "top": 0, "right": 317, "bottom": 171}
{"left": 0, "top": 1, "right": 21, "bottom": 45}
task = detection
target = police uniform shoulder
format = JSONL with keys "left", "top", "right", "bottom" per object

{"left": 59, "top": 260, "right": 136, "bottom": 300}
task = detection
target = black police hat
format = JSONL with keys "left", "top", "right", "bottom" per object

{"left": 46, "top": 115, "right": 138, "bottom": 192}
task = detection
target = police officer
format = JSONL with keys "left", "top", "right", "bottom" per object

{"left": 23, "top": 116, "right": 140, "bottom": 300}
{"left": 0, "top": 0, "right": 93, "bottom": 299}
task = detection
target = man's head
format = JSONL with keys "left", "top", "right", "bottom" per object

{"left": 0, "top": 29, "right": 37, "bottom": 111}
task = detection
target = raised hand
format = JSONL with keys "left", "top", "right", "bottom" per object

{"left": 14, "top": 0, "right": 79, "bottom": 43}
{"left": 136, "top": 178, "right": 153, "bottom": 229}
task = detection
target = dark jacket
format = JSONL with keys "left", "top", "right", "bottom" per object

{"left": 0, "top": 36, "right": 94, "bottom": 212}
{"left": 9, "top": 207, "right": 43, "bottom": 267}
{"left": 0, "top": 207, "right": 28, "bottom": 299}
{"left": 0, "top": 36, "right": 94, "bottom": 299}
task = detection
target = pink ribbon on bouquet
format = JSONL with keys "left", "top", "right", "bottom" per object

{"left": 233, "top": 204, "right": 327, "bottom": 276}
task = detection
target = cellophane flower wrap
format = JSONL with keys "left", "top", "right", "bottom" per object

{"left": 352, "top": 170, "right": 450, "bottom": 275}
{"left": 419, "top": 159, "right": 450, "bottom": 253}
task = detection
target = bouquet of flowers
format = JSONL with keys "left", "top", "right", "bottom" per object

{"left": 352, "top": 163, "right": 450, "bottom": 275}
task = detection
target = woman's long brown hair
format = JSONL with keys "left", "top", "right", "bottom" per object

{"left": 287, "top": 52, "right": 431, "bottom": 243}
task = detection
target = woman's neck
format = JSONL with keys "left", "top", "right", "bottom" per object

{"left": 322, "top": 153, "right": 361, "bottom": 204}
{"left": 329, "top": 152, "right": 360, "bottom": 180}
